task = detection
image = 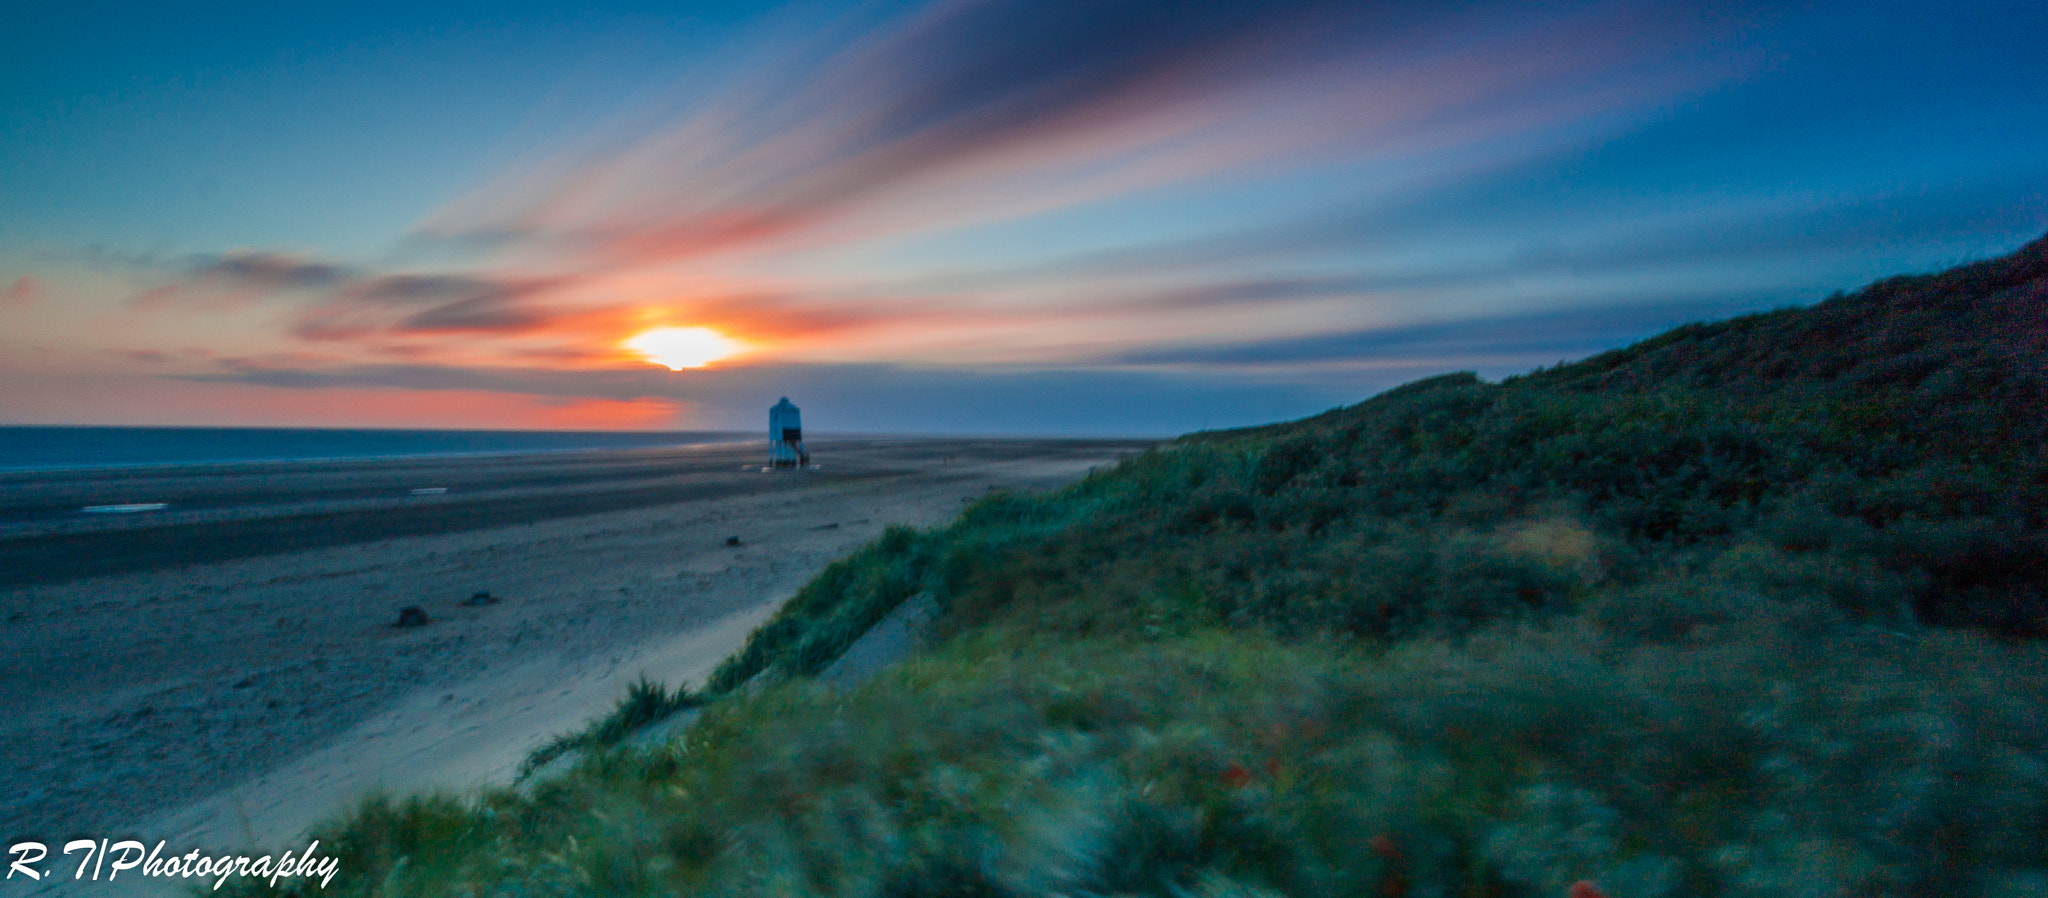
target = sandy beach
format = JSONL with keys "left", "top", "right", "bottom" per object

{"left": 0, "top": 438, "right": 1148, "bottom": 886}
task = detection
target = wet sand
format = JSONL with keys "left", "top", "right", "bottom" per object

{"left": 0, "top": 438, "right": 1150, "bottom": 879}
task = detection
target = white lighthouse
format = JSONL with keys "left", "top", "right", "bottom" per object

{"left": 768, "top": 397, "right": 808, "bottom": 468}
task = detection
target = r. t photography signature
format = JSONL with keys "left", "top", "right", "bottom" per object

{"left": 7, "top": 838, "right": 339, "bottom": 890}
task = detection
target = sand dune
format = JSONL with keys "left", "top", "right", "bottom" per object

{"left": 0, "top": 438, "right": 1148, "bottom": 893}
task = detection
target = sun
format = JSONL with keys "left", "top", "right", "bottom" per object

{"left": 624, "top": 326, "right": 744, "bottom": 370}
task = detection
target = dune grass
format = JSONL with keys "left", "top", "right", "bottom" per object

{"left": 231, "top": 617, "right": 2048, "bottom": 897}
{"left": 519, "top": 677, "right": 706, "bottom": 778}
{"left": 218, "top": 236, "right": 2048, "bottom": 897}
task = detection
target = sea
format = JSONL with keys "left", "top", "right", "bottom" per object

{"left": 0, "top": 426, "right": 756, "bottom": 472}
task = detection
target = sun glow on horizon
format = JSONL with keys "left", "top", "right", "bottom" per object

{"left": 625, "top": 326, "right": 745, "bottom": 370}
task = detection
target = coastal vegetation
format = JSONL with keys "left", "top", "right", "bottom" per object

{"left": 226, "top": 236, "right": 2048, "bottom": 897}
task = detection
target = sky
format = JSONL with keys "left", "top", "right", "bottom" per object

{"left": 2, "top": 0, "right": 2043, "bottom": 435}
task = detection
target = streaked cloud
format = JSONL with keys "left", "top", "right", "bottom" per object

{"left": 119, "top": 0, "right": 1771, "bottom": 367}
{"left": 5, "top": 0, "right": 2042, "bottom": 431}
{"left": 130, "top": 251, "right": 348, "bottom": 310}
{"left": 296, "top": 273, "right": 579, "bottom": 341}
{"left": 1115, "top": 297, "right": 1781, "bottom": 371}
{"left": 421, "top": 0, "right": 1760, "bottom": 268}
{"left": 110, "top": 349, "right": 177, "bottom": 364}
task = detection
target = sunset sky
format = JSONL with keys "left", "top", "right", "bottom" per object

{"left": 3, "top": 0, "right": 2043, "bottom": 434}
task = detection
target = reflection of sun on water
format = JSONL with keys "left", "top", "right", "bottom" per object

{"left": 625, "top": 327, "right": 743, "bottom": 370}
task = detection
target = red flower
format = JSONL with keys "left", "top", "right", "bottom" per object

{"left": 1568, "top": 881, "right": 1609, "bottom": 898}
{"left": 1221, "top": 763, "right": 1252, "bottom": 787}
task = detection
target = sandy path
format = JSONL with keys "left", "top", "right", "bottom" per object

{"left": 0, "top": 440, "right": 1147, "bottom": 895}
{"left": 143, "top": 601, "right": 783, "bottom": 855}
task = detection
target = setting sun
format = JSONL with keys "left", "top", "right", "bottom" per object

{"left": 624, "top": 326, "right": 743, "bottom": 370}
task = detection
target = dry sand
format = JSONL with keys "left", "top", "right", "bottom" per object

{"left": 0, "top": 438, "right": 1148, "bottom": 892}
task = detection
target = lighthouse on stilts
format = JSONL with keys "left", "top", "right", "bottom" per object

{"left": 769, "top": 397, "right": 809, "bottom": 469}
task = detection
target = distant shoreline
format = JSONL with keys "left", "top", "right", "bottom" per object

{"left": 0, "top": 425, "right": 756, "bottom": 473}
{"left": 0, "top": 438, "right": 757, "bottom": 475}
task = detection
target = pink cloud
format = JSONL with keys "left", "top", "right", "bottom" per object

{"left": 1, "top": 276, "right": 45, "bottom": 307}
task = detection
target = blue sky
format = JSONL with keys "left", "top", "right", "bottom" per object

{"left": 2, "top": 0, "right": 2043, "bottom": 434}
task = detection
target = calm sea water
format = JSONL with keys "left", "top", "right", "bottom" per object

{"left": 0, "top": 426, "right": 755, "bottom": 472}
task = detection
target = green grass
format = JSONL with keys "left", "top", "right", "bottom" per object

{"left": 228, "top": 620, "right": 2048, "bottom": 897}
{"left": 519, "top": 677, "right": 705, "bottom": 778}
{"left": 222, "top": 233, "right": 2048, "bottom": 897}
